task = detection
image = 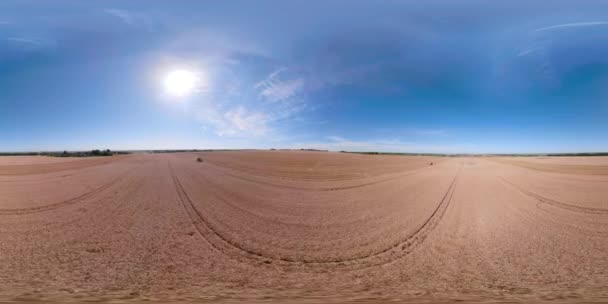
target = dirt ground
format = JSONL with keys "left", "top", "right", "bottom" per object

{"left": 0, "top": 151, "right": 607, "bottom": 303}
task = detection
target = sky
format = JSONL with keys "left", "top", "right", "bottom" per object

{"left": 1, "top": 0, "right": 608, "bottom": 154}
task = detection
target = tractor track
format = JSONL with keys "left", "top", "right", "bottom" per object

{"left": 181, "top": 166, "right": 437, "bottom": 229}
{"left": 199, "top": 161, "right": 431, "bottom": 192}
{"left": 0, "top": 173, "right": 127, "bottom": 215}
{"left": 170, "top": 160, "right": 460, "bottom": 269}
{"left": 501, "top": 177, "right": 608, "bottom": 215}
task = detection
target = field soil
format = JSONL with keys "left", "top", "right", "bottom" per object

{"left": 0, "top": 151, "right": 607, "bottom": 303}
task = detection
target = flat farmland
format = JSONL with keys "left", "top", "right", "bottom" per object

{"left": 0, "top": 151, "right": 607, "bottom": 303}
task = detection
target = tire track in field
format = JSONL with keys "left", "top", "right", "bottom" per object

{"left": 1, "top": 173, "right": 145, "bottom": 235}
{"left": 181, "top": 165, "right": 437, "bottom": 230}
{"left": 0, "top": 157, "right": 120, "bottom": 176}
{"left": 500, "top": 177, "right": 608, "bottom": 215}
{"left": 199, "top": 161, "right": 431, "bottom": 192}
{"left": 489, "top": 158, "right": 608, "bottom": 175}
{"left": 202, "top": 158, "right": 438, "bottom": 182}
{"left": 0, "top": 173, "right": 127, "bottom": 215}
{"left": 170, "top": 160, "right": 460, "bottom": 268}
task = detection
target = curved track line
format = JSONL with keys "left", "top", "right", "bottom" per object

{"left": 489, "top": 158, "right": 608, "bottom": 176}
{"left": 203, "top": 159, "right": 437, "bottom": 182}
{"left": 199, "top": 162, "right": 430, "bottom": 192}
{"left": 500, "top": 177, "right": 608, "bottom": 215}
{"left": 0, "top": 174, "right": 126, "bottom": 215}
{"left": 0, "top": 157, "right": 121, "bottom": 176}
{"left": 182, "top": 164, "right": 437, "bottom": 230}
{"left": 170, "top": 161, "right": 460, "bottom": 267}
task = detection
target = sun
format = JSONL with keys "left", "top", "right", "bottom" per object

{"left": 163, "top": 69, "right": 198, "bottom": 97}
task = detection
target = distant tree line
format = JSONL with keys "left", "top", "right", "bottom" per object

{"left": 151, "top": 149, "right": 206, "bottom": 153}
{"left": 338, "top": 151, "right": 608, "bottom": 157}
{"left": 0, "top": 149, "right": 129, "bottom": 157}
{"left": 490, "top": 152, "right": 608, "bottom": 157}
{"left": 339, "top": 151, "right": 451, "bottom": 156}
{"left": 53, "top": 149, "right": 127, "bottom": 157}
{"left": 150, "top": 149, "right": 258, "bottom": 153}
{"left": 268, "top": 148, "right": 329, "bottom": 152}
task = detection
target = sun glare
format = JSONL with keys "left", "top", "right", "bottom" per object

{"left": 163, "top": 69, "right": 198, "bottom": 97}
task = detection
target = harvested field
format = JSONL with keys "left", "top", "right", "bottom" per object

{"left": 0, "top": 151, "right": 607, "bottom": 303}
{"left": 0, "top": 156, "right": 88, "bottom": 165}
{"left": 0, "top": 156, "right": 121, "bottom": 176}
{"left": 491, "top": 157, "right": 608, "bottom": 175}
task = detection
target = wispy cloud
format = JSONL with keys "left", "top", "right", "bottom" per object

{"left": 5, "top": 37, "right": 56, "bottom": 49}
{"left": 105, "top": 9, "right": 136, "bottom": 25}
{"left": 196, "top": 103, "right": 300, "bottom": 138}
{"left": 291, "top": 137, "right": 477, "bottom": 154}
{"left": 372, "top": 127, "right": 450, "bottom": 138}
{"left": 168, "top": 53, "right": 311, "bottom": 139}
{"left": 104, "top": 8, "right": 156, "bottom": 30}
{"left": 221, "top": 106, "right": 270, "bottom": 136}
{"left": 517, "top": 46, "right": 540, "bottom": 57}
{"left": 255, "top": 68, "right": 305, "bottom": 102}
{"left": 405, "top": 128, "right": 448, "bottom": 137}
{"left": 533, "top": 21, "right": 608, "bottom": 32}
{"left": 327, "top": 135, "right": 346, "bottom": 142}
{"left": 7, "top": 37, "right": 43, "bottom": 44}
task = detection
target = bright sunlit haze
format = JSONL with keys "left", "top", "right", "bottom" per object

{"left": 163, "top": 69, "right": 199, "bottom": 97}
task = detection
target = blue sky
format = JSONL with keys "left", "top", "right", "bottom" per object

{"left": 1, "top": 0, "right": 608, "bottom": 153}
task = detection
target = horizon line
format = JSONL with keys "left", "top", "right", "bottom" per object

{"left": 2, "top": 148, "right": 608, "bottom": 157}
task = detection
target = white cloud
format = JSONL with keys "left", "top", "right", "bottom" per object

{"left": 104, "top": 8, "right": 155, "bottom": 30}
{"left": 105, "top": 9, "right": 139, "bottom": 25}
{"left": 222, "top": 107, "right": 270, "bottom": 136}
{"left": 406, "top": 128, "right": 448, "bottom": 137}
{"left": 194, "top": 103, "right": 273, "bottom": 137}
{"left": 291, "top": 137, "right": 476, "bottom": 154}
{"left": 5, "top": 37, "right": 55, "bottom": 49}
{"left": 517, "top": 46, "right": 540, "bottom": 57}
{"left": 155, "top": 56, "right": 309, "bottom": 139}
{"left": 533, "top": 21, "right": 608, "bottom": 32}
{"left": 255, "top": 68, "right": 304, "bottom": 102}
{"left": 265, "top": 67, "right": 287, "bottom": 80}
{"left": 7, "top": 37, "right": 43, "bottom": 44}
{"left": 261, "top": 78, "right": 304, "bottom": 102}
{"left": 168, "top": 28, "right": 269, "bottom": 59}
{"left": 162, "top": 56, "right": 308, "bottom": 139}
{"left": 194, "top": 99, "right": 308, "bottom": 138}
{"left": 327, "top": 136, "right": 346, "bottom": 142}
